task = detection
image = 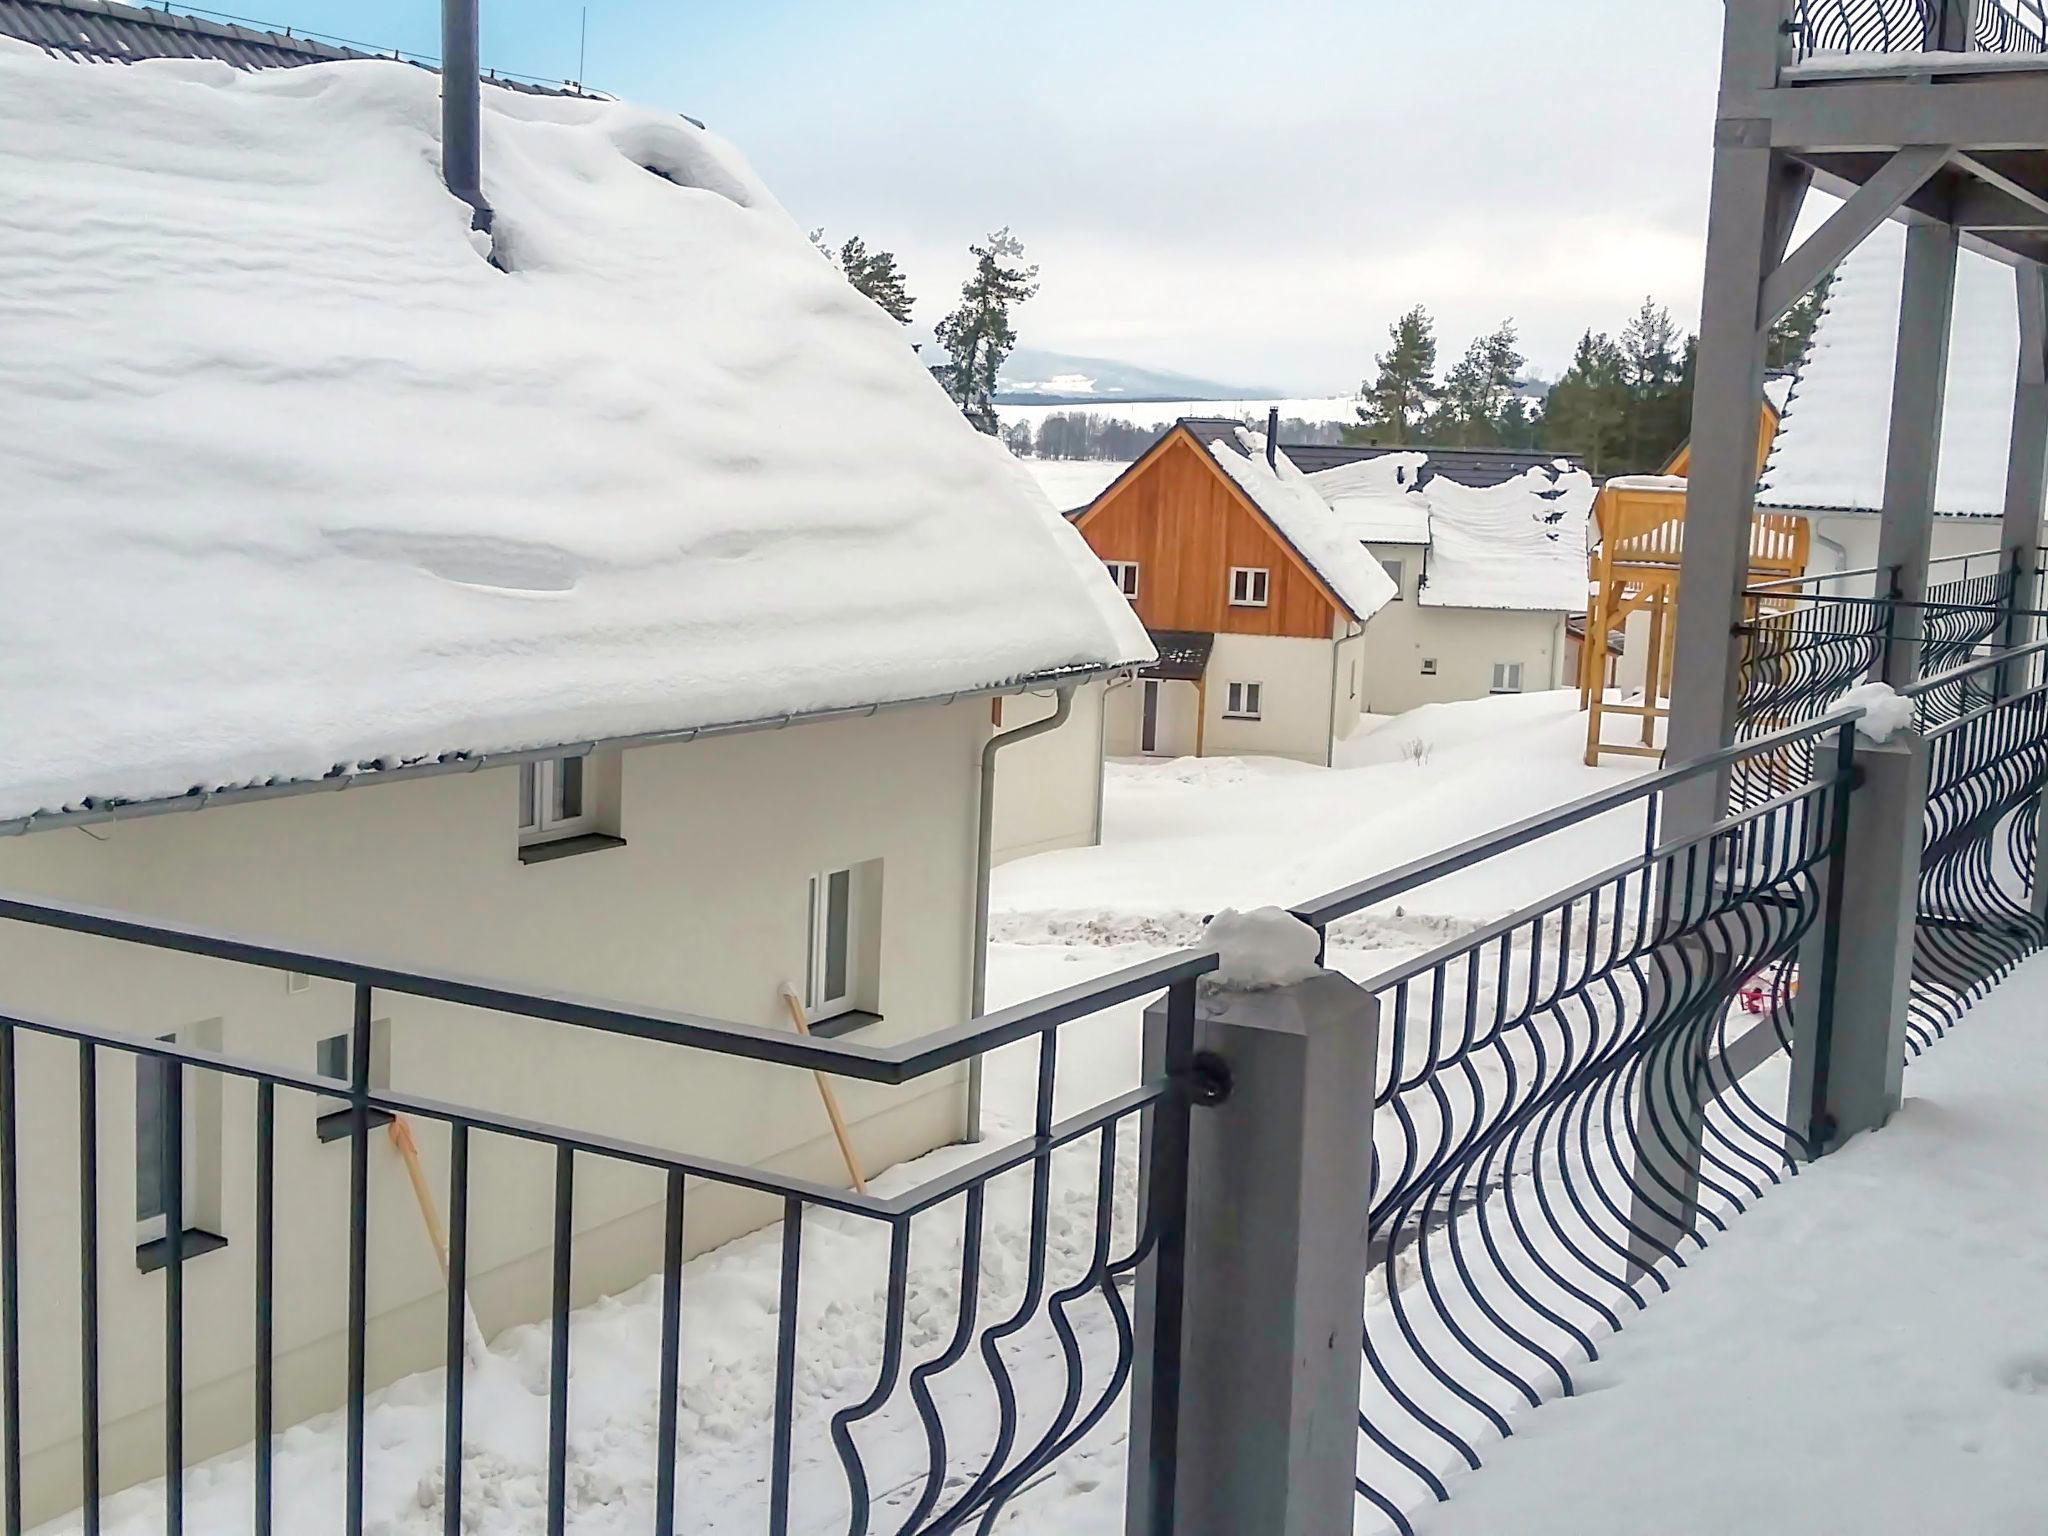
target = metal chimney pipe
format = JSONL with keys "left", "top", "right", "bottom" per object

{"left": 1266, "top": 406, "right": 1280, "bottom": 469}
{"left": 442, "top": 0, "right": 491, "bottom": 229}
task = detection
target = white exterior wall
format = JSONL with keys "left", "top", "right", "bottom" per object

{"left": 1355, "top": 544, "right": 1568, "bottom": 713}
{"left": 1802, "top": 512, "right": 2004, "bottom": 581}
{"left": 0, "top": 704, "right": 986, "bottom": 1520}
{"left": 990, "top": 681, "right": 1107, "bottom": 864}
{"left": 1329, "top": 626, "right": 1369, "bottom": 749}
{"left": 1200, "top": 633, "right": 1339, "bottom": 765}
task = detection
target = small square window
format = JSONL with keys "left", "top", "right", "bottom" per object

{"left": 1224, "top": 681, "right": 1263, "bottom": 720}
{"left": 1228, "top": 567, "right": 1270, "bottom": 607}
{"left": 1382, "top": 558, "right": 1406, "bottom": 599}
{"left": 1491, "top": 661, "right": 1525, "bottom": 694}
{"left": 518, "top": 757, "right": 598, "bottom": 846}
{"left": 314, "top": 1024, "right": 393, "bottom": 1142}
{"left": 1104, "top": 560, "right": 1140, "bottom": 599}
{"left": 1421, "top": 658, "right": 1439, "bottom": 677}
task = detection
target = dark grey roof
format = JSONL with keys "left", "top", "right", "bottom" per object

{"left": 1284, "top": 442, "right": 1587, "bottom": 488}
{"left": 1143, "top": 630, "right": 1215, "bottom": 683}
{"left": 0, "top": 0, "right": 588, "bottom": 95}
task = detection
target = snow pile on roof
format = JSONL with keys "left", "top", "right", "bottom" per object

{"left": 1761, "top": 219, "right": 2018, "bottom": 519}
{"left": 1421, "top": 468, "right": 1593, "bottom": 611}
{"left": 1305, "top": 454, "right": 1434, "bottom": 544}
{"left": 0, "top": 47, "right": 1150, "bottom": 825}
{"left": 1203, "top": 431, "right": 1398, "bottom": 620}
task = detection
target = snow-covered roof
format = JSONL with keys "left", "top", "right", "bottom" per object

{"left": 1200, "top": 430, "right": 1398, "bottom": 621}
{"left": 1419, "top": 468, "right": 1594, "bottom": 612}
{"left": 1761, "top": 219, "right": 2019, "bottom": 520}
{"left": 1305, "top": 455, "right": 1434, "bottom": 545}
{"left": 0, "top": 46, "right": 1151, "bottom": 827}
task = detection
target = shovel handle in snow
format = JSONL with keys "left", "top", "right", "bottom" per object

{"left": 782, "top": 986, "right": 869, "bottom": 1196}
{"left": 388, "top": 1113, "right": 491, "bottom": 1368}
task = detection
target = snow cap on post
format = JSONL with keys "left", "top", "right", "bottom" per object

{"left": 1201, "top": 907, "right": 1324, "bottom": 991}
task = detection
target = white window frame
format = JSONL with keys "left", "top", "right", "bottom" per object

{"left": 1228, "top": 567, "right": 1271, "bottom": 608}
{"left": 314, "top": 1022, "right": 393, "bottom": 1129}
{"left": 1223, "top": 681, "right": 1264, "bottom": 720}
{"left": 806, "top": 866, "right": 863, "bottom": 1023}
{"left": 1491, "top": 661, "right": 1525, "bottom": 695}
{"left": 1421, "top": 658, "right": 1439, "bottom": 676}
{"left": 1382, "top": 557, "right": 1406, "bottom": 599}
{"left": 518, "top": 757, "right": 596, "bottom": 845}
{"left": 1104, "top": 560, "right": 1140, "bottom": 599}
{"left": 135, "top": 1035, "right": 196, "bottom": 1248}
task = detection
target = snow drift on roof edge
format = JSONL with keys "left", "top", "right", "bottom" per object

{"left": 0, "top": 48, "right": 1152, "bottom": 823}
{"left": 1204, "top": 433, "right": 1397, "bottom": 620}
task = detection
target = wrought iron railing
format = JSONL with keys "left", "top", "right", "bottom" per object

{"left": 1789, "top": 0, "right": 2048, "bottom": 58}
{"left": 1293, "top": 714, "right": 1862, "bottom": 1536}
{"left": 0, "top": 891, "right": 1216, "bottom": 1536}
{"left": 1899, "top": 641, "right": 2048, "bottom": 1053}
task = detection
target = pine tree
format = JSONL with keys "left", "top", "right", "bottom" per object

{"left": 1769, "top": 271, "right": 1834, "bottom": 371}
{"left": 1428, "top": 321, "right": 1525, "bottom": 447}
{"left": 1355, "top": 307, "right": 1439, "bottom": 443}
{"left": 1619, "top": 298, "right": 1685, "bottom": 471}
{"left": 934, "top": 228, "right": 1040, "bottom": 435}
{"left": 1540, "top": 330, "right": 1631, "bottom": 475}
{"left": 838, "top": 236, "right": 915, "bottom": 325}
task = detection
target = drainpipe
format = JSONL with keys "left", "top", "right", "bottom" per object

{"left": 967, "top": 685, "right": 1075, "bottom": 1142}
{"left": 1266, "top": 406, "right": 1281, "bottom": 468}
{"left": 442, "top": 0, "right": 493, "bottom": 231}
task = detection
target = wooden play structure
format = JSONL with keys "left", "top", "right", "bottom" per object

{"left": 1580, "top": 402, "right": 1809, "bottom": 764}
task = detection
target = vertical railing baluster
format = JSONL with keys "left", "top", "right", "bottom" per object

{"left": 547, "top": 1147, "right": 573, "bottom": 1536}
{"left": 769, "top": 1198, "right": 803, "bottom": 1536}
{"left": 345, "top": 986, "right": 371, "bottom": 1536}
{"left": 443, "top": 1123, "right": 468, "bottom": 1536}
{"left": 653, "top": 1171, "right": 684, "bottom": 1536}
{"left": 163, "top": 1046, "right": 184, "bottom": 1536}
{"left": 78, "top": 1042, "right": 100, "bottom": 1536}
{"left": 254, "top": 1081, "right": 274, "bottom": 1536}
{"left": 1139, "top": 976, "right": 1196, "bottom": 1533}
{"left": 0, "top": 1022, "right": 19, "bottom": 1536}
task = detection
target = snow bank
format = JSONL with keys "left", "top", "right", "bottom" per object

{"left": 1837, "top": 681, "right": 1917, "bottom": 743}
{"left": 1204, "top": 432, "right": 1398, "bottom": 620}
{"left": 1201, "top": 907, "right": 1323, "bottom": 989}
{"left": 0, "top": 48, "right": 1150, "bottom": 824}
{"left": 1761, "top": 219, "right": 2018, "bottom": 519}
{"left": 1420, "top": 468, "right": 1594, "bottom": 612}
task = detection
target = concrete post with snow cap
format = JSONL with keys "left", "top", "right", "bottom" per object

{"left": 1788, "top": 689, "right": 1928, "bottom": 1156}
{"left": 1124, "top": 908, "right": 1377, "bottom": 1536}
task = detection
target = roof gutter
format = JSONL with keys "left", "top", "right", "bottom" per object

{"left": 0, "top": 663, "right": 1132, "bottom": 839}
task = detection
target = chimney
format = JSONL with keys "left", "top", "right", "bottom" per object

{"left": 442, "top": 0, "right": 492, "bottom": 231}
{"left": 1266, "top": 406, "right": 1280, "bottom": 469}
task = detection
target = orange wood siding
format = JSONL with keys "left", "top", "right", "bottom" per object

{"left": 1076, "top": 432, "right": 1339, "bottom": 640}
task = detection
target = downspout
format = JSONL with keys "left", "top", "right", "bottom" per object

{"left": 442, "top": 0, "right": 494, "bottom": 233}
{"left": 966, "top": 684, "right": 1075, "bottom": 1142}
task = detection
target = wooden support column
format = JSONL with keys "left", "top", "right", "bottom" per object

{"left": 2002, "top": 263, "right": 2048, "bottom": 637}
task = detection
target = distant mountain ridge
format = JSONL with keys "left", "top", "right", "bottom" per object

{"left": 994, "top": 348, "right": 1278, "bottom": 406}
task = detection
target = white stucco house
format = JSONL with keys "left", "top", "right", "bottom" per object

{"left": 0, "top": 31, "right": 1148, "bottom": 1519}
{"left": 1760, "top": 219, "right": 2022, "bottom": 580}
{"left": 1306, "top": 451, "right": 1595, "bottom": 713}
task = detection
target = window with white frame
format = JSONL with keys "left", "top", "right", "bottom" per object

{"left": 1420, "top": 658, "right": 1439, "bottom": 676}
{"left": 1104, "top": 560, "right": 1140, "bottom": 599}
{"left": 314, "top": 1023, "right": 393, "bottom": 1142}
{"left": 135, "top": 1038, "right": 191, "bottom": 1248}
{"left": 1382, "top": 557, "right": 1406, "bottom": 599}
{"left": 1228, "top": 567, "right": 1270, "bottom": 607}
{"left": 1224, "top": 681, "right": 1264, "bottom": 720}
{"left": 518, "top": 756, "right": 595, "bottom": 845}
{"left": 806, "top": 863, "right": 880, "bottom": 1024}
{"left": 1491, "top": 661, "right": 1525, "bottom": 694}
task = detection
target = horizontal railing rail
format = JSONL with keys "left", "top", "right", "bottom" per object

{"left": 1788, "top": 0, "right": 2048, "bottom": 58}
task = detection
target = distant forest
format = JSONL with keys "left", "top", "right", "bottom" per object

{"left": 1001, "top": 413, "right": 1351, "bottom": 462}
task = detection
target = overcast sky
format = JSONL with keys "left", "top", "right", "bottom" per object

{"left": 232, "top": 0, "right": 1729, "bottom": 392}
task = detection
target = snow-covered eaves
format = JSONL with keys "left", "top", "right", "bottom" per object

{"left": 1760, "top": 219, "right": 2019, "bottom": 519}
{"left": 1198, "top": 430, "right": 1398, "bottom": 622}
{"left": 1419, "top": 468, "right": 1595, "bottom": 613}
{"left": 0, "top": 46, "right": 1152, "bottom": 828}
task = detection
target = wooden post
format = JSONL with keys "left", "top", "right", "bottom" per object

{"left": 781, "top": 988, "right": 869, "bottom": 1195}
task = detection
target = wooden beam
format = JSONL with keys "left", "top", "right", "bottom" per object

{"left": 1759, "top": 145, "right": 1952, "bottom": 328}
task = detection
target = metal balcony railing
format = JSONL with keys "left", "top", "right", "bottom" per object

{"left": 1789, "top": 0, "right": 2048, "bottom": 59}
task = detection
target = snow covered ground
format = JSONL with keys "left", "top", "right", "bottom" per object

{"left": 1412, "top": 953, "right": 2048, "bottom": 1536}
{"left": 42, "top": 693, "right": 1656, "bottom": 1536}
{"left": 1020, "top": 459, "right": 1131, "bottom": 513}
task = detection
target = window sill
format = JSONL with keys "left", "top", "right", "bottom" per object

{"left": 1222, "top": 714, "right": 1262, "bottom": 722}
{"left": 519, "top": 833, "right": 628, "bottom": 866}
{"left": 808, "top": 1009, "right": 883, "bottom": 1040}
{"left": 315, "top": 1107, "right": 396, "bottom": 1144}
{"left": 1226, "top": 602, "right": 1269, "bottom": 610}
{"left": 135, "top": 1229, "right": 228, "bottom": 1275}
